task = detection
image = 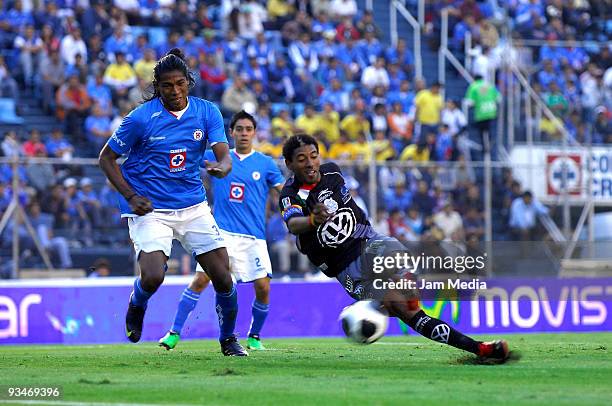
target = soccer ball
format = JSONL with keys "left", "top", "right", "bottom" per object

{"left": 339, "top": 300, "right": 389, "bottom": 344}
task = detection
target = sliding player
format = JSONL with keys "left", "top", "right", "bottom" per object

{"left": 159, "top": 111, "right": 284, "bottom": 352}
{"left": 279, "top": 134, "right": 509, "bottom": 361}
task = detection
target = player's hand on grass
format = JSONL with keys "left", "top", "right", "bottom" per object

{"left": 311, "top": 203, "right": 331, "bottom": 226}
{"left": 128, "top": 195, "right": 153, "bottom": 215}
{"left": 204, "top": 160, "right": 230, "bottom": 178}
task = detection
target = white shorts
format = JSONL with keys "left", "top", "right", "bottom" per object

{"left": 196, "top": 231, "right": 272, "bottom": 283}
{"left": 128, "top": 202, "right": 226, "bottom": 259}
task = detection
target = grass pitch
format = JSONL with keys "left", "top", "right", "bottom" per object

{"left": 0, "top": 333, "right": 610, "bottom": 405}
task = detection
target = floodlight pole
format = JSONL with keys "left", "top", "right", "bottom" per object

{"left": 0, "top": 158, "right": 54, "bottom": 277}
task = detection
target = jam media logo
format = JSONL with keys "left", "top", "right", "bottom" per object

{"left": 546, "top": 153, "right": 582, "bottom": 196}
{"left": 0, "top": 294, "right": 41, "bottom": 339}
{"left": 169, "top": 148, "right": 187, "bottom": 172}
{"left": 470, "top": 285, "right": 609, "bottom": 329}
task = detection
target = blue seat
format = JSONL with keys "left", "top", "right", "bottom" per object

{"left": 293, "top": 103, "right": 305, "bottom": 118}
{"left": 271, "top": 103, "right": 289, "bottom": 116}
{"left": 147, "top": 27, "right": 168, "bottom": 48}
{"left": 0, "top": 98, "right": 24, "bottom": 125}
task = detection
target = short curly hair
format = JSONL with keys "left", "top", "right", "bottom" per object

{"left": 282, "top": 133, "right": 319, "bottom": 161}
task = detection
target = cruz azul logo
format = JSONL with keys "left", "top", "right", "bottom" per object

{"left": 229, "top": 182, "right": 245, "bottom": 202}
{"left": 169, "top": 148, "right": 187, "bottom": 172}
{"left": 193, "top": 129, "right": 203, "bottom": 141}
{"left": 546, "top": 153, "right": 582, "bottom": 196}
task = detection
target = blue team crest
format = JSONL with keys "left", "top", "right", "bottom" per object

{"left": 252, "top": 171, "right": 261, "bottom": 181}
{"left": 193, "top": 129, "right": 203, "bottom": 141}
{"left": 169, "top": 149, "right": 187, "bottom": 172}
{"left": 229, "top": 182, "right": 245, "bottom": 202}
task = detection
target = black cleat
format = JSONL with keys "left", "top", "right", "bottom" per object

{"left": 125, "top": 294, "right": 146, "bottom": 343}
{"left": 220, "top": 335, "right": 249, "bottom": 356}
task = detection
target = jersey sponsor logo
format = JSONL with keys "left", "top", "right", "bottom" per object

{"left": 340, "top": 185, "right": 351, "bottom": 203}
{"left": 110, "top": 132, "right": 126, "bottom": 147}
{"left": 193, "top": 129, "right": 203, "bottom": 141}
{"left": 151, "top": 111, "right": 162, "bottom": 118}
{"left": 281, "top": 197, "right": 291, "bottom": 210}
{"left": 415, "top": 315, "right": 431, "bottom": 333}
{"left": 317, "top": 188, "right": 333, "bottom": 202}
{"left": 169, "top": 148, "right": 187, "bottom": 172}
{"left": 323, "top": 198, "right": 338, "bottom": 213}
{"left": 298, "top": 189, "right": 310, "bottom": 200}
{"left": 316, "top": 208, "right": 356, "bottom": 248}
{"left": 430, "top": 324, "right": 450, "bottom": 343}
{"left": 229, "top": 182, "right": 245, "bottom": 202}
{"left": 252, "top": 171, "right": 261, "bottom": 181}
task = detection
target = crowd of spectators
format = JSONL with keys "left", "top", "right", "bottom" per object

{"left": 0, "top": 0, "right": 608, "bottom": 272}
{"left": 423, "top": 0, "right": 611, "bottom": 144}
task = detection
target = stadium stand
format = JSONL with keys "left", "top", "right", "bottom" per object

{"left": 0, "top": 0, "right": 610, "bottom": 276}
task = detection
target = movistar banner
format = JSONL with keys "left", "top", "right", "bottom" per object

{"left": 0, "top": 277, "right": 610, "bottom": 344}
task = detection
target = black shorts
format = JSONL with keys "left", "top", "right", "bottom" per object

{"left": 335, "top": 234, "right": 419, "bottom": 302}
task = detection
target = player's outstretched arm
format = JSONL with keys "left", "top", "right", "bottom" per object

{"left": 99, "top": 144, "right": 153, "bottom": 215}
{"left": 287, "top": 203, "right": 330, "bottom": 235}
{"left": 205, "top": 142, "right": 232, "bottom": 178}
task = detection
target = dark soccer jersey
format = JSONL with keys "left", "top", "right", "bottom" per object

{"left": 279, "top": 162, "right": 375, "bottom": 277}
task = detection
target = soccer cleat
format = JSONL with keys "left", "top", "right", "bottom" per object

{"left": 125, "top": 295, "right": 146, "bottom": 343}
{"left": 220, "top": 335, "right": 249, "bottom": 356}
{"left": 247, "top": 335, "right": 266, "bottom": 350}
{"left": 478, "top": 340, "right": 510, "bottom": 361}
{"left": 159, "top": 331, "right": 180, "bottom": 350}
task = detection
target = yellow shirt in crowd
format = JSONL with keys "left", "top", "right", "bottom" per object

{"left": 414, "top": 89, "right": 443, "bottom": 125}
{"left": 352, "top": 141, "right": 373, "bottom": 162}
{"left": 399, "top": 144, "right": 430, "bottom": 162}
{"left": 104, "top": 63, "right": 137, "bottom": 83}
{"left": 271, "top": 117, "right": 293, "bottom": 140}
{"left": 134, "top": 59, "right": 156, "bottom": 83}
{"left": 295, "top": 114, "right": 319, "bottom": 136}
{"left": 316, "top": 112, "right": 340, "bottom": 143}
{"left": 340, "top": 114, "right": 370, "bottom": 140}
{"left": 371, "top": 139, "right": 395, "bottom": 162}
{"left": 327, "top": 142, "right": 355, "bottom": 160}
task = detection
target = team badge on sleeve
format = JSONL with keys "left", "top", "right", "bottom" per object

{"left": 282, "top": 197, "right": 291, "bottom": 210}
{"left": 229, "top": 182, "right": 245, "bottom": 202}
{"left": 193, "top": 129, "right": 203, "bottom": 141}
{"left": 169, "top": 148, "right": 187, "bottom": 172}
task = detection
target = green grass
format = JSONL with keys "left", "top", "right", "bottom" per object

{"left": 0, "top": 333, "right": 610, "bottom": 405}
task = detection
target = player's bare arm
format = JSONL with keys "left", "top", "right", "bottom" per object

{"left": 99, "top": 144, "right": 153, "bottom": 215}
{"left": 287, "top": 203, "right": 331, "bottom": 235}
{"left": 205, "top": 142, "right": 232, "bottom": 178}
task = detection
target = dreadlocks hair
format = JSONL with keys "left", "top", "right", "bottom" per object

{"left": 229, "top": 110, "right": 257, "bottom": 131}
{"left": 282, "top": 133, "right": 319, "bottom": 162}
{"left": 143, "top": 48, "right": 196, "bottom": 102}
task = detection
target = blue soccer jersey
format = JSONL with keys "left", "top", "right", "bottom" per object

{"left": 204, "top": 150, "right": 284, "bottom": 240}
{"left": 107, "top": 96, "right": 228, "bottom": 215}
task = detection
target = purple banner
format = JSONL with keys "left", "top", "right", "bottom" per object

{"left": 0, "top": 277, "right": 610, "bottom": 345}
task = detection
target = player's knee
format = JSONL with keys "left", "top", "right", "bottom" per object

{"left": 190, "top": 274, "right": 210, "bottom": 293}
{"left": 140, "top": 271, "right": 164, "bottom": 292}
{"left": 254, "top": 280, "right": 270, "bottom": 302}
{"left": 210, "top": 272, "right": 233, "bottom": 293}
